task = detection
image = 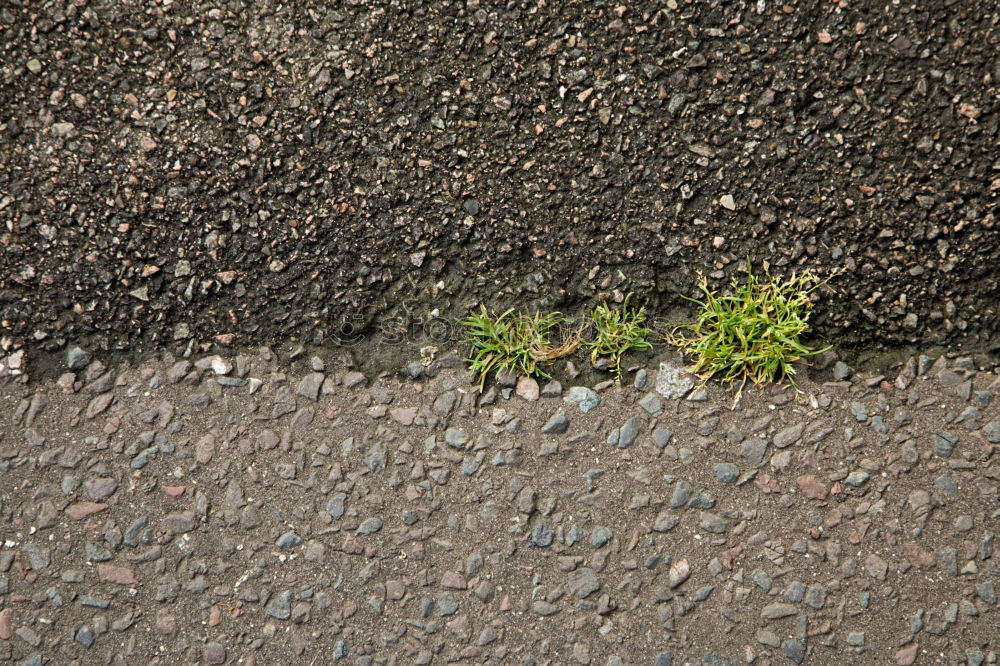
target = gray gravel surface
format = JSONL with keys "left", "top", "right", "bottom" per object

{"left": 0, "top": 347, "right": 998, "bottom": 664}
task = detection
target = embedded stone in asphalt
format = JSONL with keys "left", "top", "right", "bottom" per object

{"left": 567, "top": 568, "right": 600, "bottom": 599}
{"left": 532, "top": 524, "right": 555, "bottom": 547}
{"left": 653, "top": 428, "right": 674, "bottom": 449}
{"left": 607, "top": 417, "right": 641, "bottom": 449}
{"left": 265, "top": 590, "right": 292, "bottom": 619}
{"left": 761, "top": 603, "right": 796, "bottom": 619}
{"left": 773, "top": 422, "right": 805, "bottom": 448}
{"left": 541, "top": 408, "right": 569, "bottom": 433}
{"left": 296, "top": 372, "right": 325, "bottom": 401}
{"left": 713, "top": 463, "right": 739, "bottom": 484}
{"left": 933, "top": 431, "right": 958, "bottom": 458}
{"left": 356, "top": 518, "right": 383, "bottom": 535}
{"left": 655, "top": 362, "right": 693, "bottom": 399}
{"left": 276, "top": 531, "right": 303, "bottom": 548}
{"left": 564, "top": 386, "right": 601, "bottom": 412}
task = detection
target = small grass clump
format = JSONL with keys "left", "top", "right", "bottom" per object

{"left": 669, "top": 262, "right": 836, "bottom": 396}
{"left": 460, "top": 307, "right": 580, "bottom": 389}
{"left": 585, "top": 294, "right": 652, "bottom": 379}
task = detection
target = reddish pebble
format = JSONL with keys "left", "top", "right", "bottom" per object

{"left": 65, "top": 502, "right": 108, "bottom": 520}
{"left": 385, "top": 580, "right": 406, "bottom": 601}
{"left": 155, "top": 609, "right": 176, "bottom": 635}
{"left": 203, "top": 644, "right": 226, "bottom": 665}
{"left": 796, "top": 475, "right": 829, "bottom": 500}
{"left": 0, "top": 608, "right": 13, "bottom": 639}
{"left": 163, "top": 485, "right": 185, "bottom": 498}
{"left": 97, "top": 563, "right": 139, "bottom": 586}
{"left": 895, "top": 644, "right": 919, "bottom": 665}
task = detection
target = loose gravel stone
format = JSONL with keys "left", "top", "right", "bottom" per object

{"left": 66, "top": 346, "right": 91, "bottom": 370}
{"left": 161, "top": 511, "right": 196, "bottom": 533}
{"left": 668, "top": 559, "right": 690, "bottom": 588}
{"left": 656, "top": 363, "right": 693, "bottom": 399}
{"left": 607, "top": 417, "right": 641, "bottom": 449}
{"left": 653, "top": 512, "right": 680, "bottom": 532}
{"left": 74, "top": 626, "right": 95, "bottom": 648}
{"left": 982, "top": 421, "right": 1000, "bottom": 443}
{"left": 797, "top": 475, "right": 828, "bottom": 499}
{"left": 444, "top": 428, "right": 469, "bottom": 449}
{"left": 967, "top": 650, "right": 986, "bottom": 666}
{"left": 713, "top": 463, "right": 739, "bottom": 483}
{"left": 638, "top": 393, "right": 663, "bottom": 416}
{"left": 265, "top": 591, "right": 293, "bottom": 619}
{"left": 652, "top": 428, "right": 673, "bottom": 449}
{"left": 436, "top": 592, "right": 460, "bottom": 614}
{"left": 740, "top": 438, "right": 768, "bottom": 466}
{"left": 785, "top": 582, "right": 805, "bottom": 603}
{"left": 0, "top": 609, "right": 12, "bottom": 640}
{"left": 590, "top": 526, "right": 613, "bottom": 548}
{"left": 976, "top": 582, "right": 997, "bottom": 605}
{"left": 122, "top": 516, "right": 149, "bottom": 548}
{"left": 203, "top": 643, "right": 227, "bottom": 664}
{"left": 276, "top": 531, "right": 303, "bottom": 548}
{"left": 296, "top": 372, "right": 325, "bottom": 401}
{"left": 654, "top": 652, "right": 674, "bottom": 666}
{"left": 326, "top": 493, "right": 346, "bottom": 519}
{"left": 356, "top": 518, "right": 383, "bottom": 535}
{"left": 532, "top": 600, "right": 559, "bottom": 616}
{"left": 21, "top": 544, "right": 50, "bottom": 570}
{"left": 865, "top": 554, "right": 889, "bottom": 580}
{"left": 541, "top": 380, "right": 562, "bottom": 397}
{"left": 698, "top": 512, "right": 728, "bottom": 533}
{"left": 85, "top": 542, "right": 113, "bottom": 562}
{"left": 97, "top": 564, "right": 138, "bottom": 585}
{"left": 751, "top": 569, "right": 772, "bottom": 592}
{"left": 568, "top": 568, "right": 601, "bottom": 599}
{"left": 564, "top": 386, "right": 601, "bottom": 412}
{"left": 804, "top": 584, "right": 827, "bottom": 609}
{"left": 516, "top": 376, "right": 540, "bottom": 401}
{"left": 670, "top": 480, "right": 694, "bottom": 508}
{"left": 761, "top": 603, "right": 797, "bottom": 619}
{"left": 541, "top": 409, "right": 569, "bottom": 434}
{"left": 782, "top": 639, "right": 806, "bottom": 664}
{"left": 845, "top": 471, "right": 870, "bottom": 486}
{"left": 773, "top": 422, "right": 805, "bottom": 449}
{"left": 532, "top": 524, "right": 555, "bottom": 547}
{"left": 933, "top": 431, "right": 958, "bottom": 458}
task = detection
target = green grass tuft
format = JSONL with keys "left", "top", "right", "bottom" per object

{"left": 585, "top": 293, "right": 652, "bottom": 379}
{"left": 460, "top": 307, "right": 580, "bottom": 390}
{"left": 669, "top": 262, "right": 837, "bottom": 397}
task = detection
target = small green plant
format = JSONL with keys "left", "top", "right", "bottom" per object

{"left": 669, "top": 262, "right": 837, "bottom": 397}
{"left": 460, "top": 307, "right": 580, "bottom": 389}
{"left": 585, "top": 293, "right": 652, "bottom": 379}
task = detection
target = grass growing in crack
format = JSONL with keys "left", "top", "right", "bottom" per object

{"left": 669, "top": 262, "right": 837, "bottom": 397}
{"left": 585, "top": 293, "right": 652, "bottom": 379}
{"left": 460, "top": 307, "right": 580, "bottom": 390}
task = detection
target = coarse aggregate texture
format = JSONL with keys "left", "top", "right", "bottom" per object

{"left": 0, "top": 345, "right": 998, "bottom": 664}
{"left": 1, "top": 0, "right": 999, "bottom": 362}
